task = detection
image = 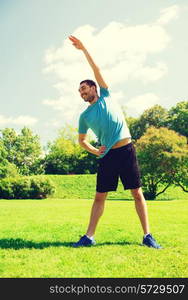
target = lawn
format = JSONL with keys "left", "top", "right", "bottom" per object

{"left": 0, "top": 175, "right": 187, "bottom": 278}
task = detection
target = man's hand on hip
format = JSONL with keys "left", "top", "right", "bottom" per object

{"left": 97, "top": 145, "right": 106, "bottom": 156}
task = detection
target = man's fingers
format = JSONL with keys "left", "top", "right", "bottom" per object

{"left": 68, "top": 37, "right": 78, "bottom": 48}
{"left": 69, "top": 36, "right": 80, "bottom": 49}
{"left": 99, "top": 145, "right": 106, "bottom": 154}
{"left": 68, "top": 37, "right": 75, "bottom": 43}
{"left": 69, "top": 35, "right": 79, "bottom": 42}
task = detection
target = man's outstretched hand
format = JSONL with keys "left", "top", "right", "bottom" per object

{"left": 69, "top": 35, "right": 85, "bottom": 50}
{"left": 69, "top": 35, "right": 108, "bottom": 89}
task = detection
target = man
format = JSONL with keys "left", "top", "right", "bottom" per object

{"left": 69, "top": 35, "right": 161, "bottom": 249}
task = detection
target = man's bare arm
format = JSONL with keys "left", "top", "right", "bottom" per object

{"left": 69, "top": 35, "right": 108, "bottom": 89}
{"left": 79, "top": 134, "right": 106, "bottom": 156}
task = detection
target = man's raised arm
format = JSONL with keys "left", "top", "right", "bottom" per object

{"left": 69, "top": 35, "right": 108, "bottom": 89}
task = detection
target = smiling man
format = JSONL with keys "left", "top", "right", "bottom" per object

{"left": 69, "top": 35, "right": 162, "bottom": 249}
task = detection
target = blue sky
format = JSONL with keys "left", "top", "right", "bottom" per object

{"left": 0, "top": 0, "right": 188, "bottom": 148}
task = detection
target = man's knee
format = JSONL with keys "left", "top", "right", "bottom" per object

{"left": 131, "top": 187, "right": 144, "bottom": 201}
{"left": 95, "top": 192, "right": 108, "bottom": 202}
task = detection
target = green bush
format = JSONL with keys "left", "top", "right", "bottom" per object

{"left": 30, "top": 177, "right": 55, "bottom": 199}
{"left": 0, "top": 179, "right": 14, "bottom": 199}
{"left": 11, "top": 178, "right": 30, "bottom": 199}
{"left": 0, "top": 176, "right": 55, "bottom": 199}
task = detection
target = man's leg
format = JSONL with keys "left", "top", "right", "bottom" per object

{"left": 131, "top": 187, "right": 150, "bottom": 235}
{"left": 131, "top": 187, "right": 162, "bottom": 248}
{"left": 86, "top": 192, "right": 108, "bottom": 237}
{"left": 73, "top": 192, "right": 108, "bottom": 247}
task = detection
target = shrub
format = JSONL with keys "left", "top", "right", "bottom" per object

{"left": 0, "top": 179, "right": 14, "bottom": 199}
{"left": 12, "top": 177, "right": 31, "bottom": 199}
{"left": 30, "top": 177, "right": 55, "bottom": 199}
{"left": 0, "top": 176, "right": 55, "bottom": 199}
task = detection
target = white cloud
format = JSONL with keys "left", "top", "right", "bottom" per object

{"left": 125, "top": 93, "right": 160, "bottom": 117}
{"left": 42, "top": 5, "right": 181, "bottom": 124}
{"left": 0, "top": 115, "right": 38, "bottom": 126}
{"left": 132, "top": 62, "right": 168, "bottom": 83}
{"left": 43, "top": 95, "right": 84, "bottom": 126}
{"left": 44, "top": 118, "right": 62, "bottom": 129}
{"left": 157, "top": 5, "right": 180, "bottom": 25}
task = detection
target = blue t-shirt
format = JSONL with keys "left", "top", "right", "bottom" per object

{"left": 78, "top": 87, "right": 131, "bottom": 158}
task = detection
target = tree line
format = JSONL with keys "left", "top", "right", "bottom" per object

{"left": 0, "top": 101, "right": 188, "bottom": 199}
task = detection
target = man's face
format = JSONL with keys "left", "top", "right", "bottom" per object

{"left": 78, "top": 83, "right": 96, "bottom": 102}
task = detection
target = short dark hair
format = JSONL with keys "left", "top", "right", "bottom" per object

{"left": 80, "top": 79, "right": 97, "bottom": 92}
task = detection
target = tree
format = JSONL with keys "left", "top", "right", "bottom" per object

{"left": 0, "top": 127, "right": 44, "bottom": 175}
{"left": 45, "top": 137, "right": 81, "bottom": 174}
{"left": 0, "top": 139, "right": 19, "bottom": 178}
{"left": 44, "top": 125, "right": 97, "bottom": 174}
{"left": 136, "top": 127, "right": 188, "bottom": 199}
{"left": 125, "top": 105, "right": 169, "bottom": 141}
{"left": 126, "top": 116, "right": 143, "bottom": 141}
{"left": 140, "top": 104, "right": 168, "bottom": 128}
{"left": 169, "top": 101, "right": 188, "bottom": 192}
{"left": 168, "top": 101, "right": 188, "bottom": 143}
{"left": 171, "top": 160, "right": 188, "bottom": 193}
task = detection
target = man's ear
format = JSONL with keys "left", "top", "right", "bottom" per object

{"left": 91, "top": 86, "right": 97, "bottom": 93}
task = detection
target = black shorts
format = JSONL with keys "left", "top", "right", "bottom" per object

{"left": 96, "top": 142, "right": 142, "bottom": 193}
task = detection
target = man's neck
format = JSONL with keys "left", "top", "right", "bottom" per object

{"left": 89, "top": 94, "right": 99, "bottom": 105}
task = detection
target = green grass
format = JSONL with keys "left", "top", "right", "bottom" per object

{"left": 0, "top": 175, "right": 188, "bottom": 278}
{"left": 45, "top": 174, "right": 188, "bottom": 201}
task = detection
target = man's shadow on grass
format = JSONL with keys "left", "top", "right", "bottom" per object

{"left": 95, "top": 241, "right": 141, "bottom": 247}
{"left": 0, "top": 238, "right": 72, "bottom": 250}
{"left": 107, "top": 198, "right": 174, "bottom": 201}
{"left": 0, "top": 238, "right": 140, "bottom": 250}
